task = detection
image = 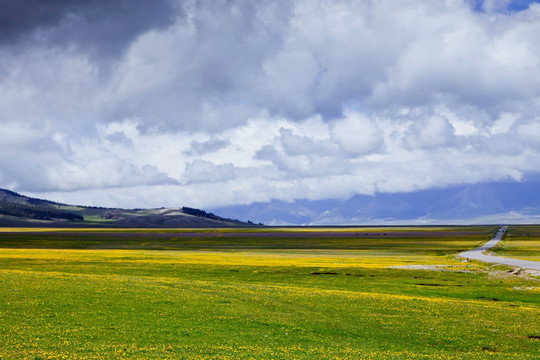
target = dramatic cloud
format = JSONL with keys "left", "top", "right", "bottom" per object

{"left": 0, "top": 0, "right": 177, "bottom": 58}
{"left": 186, "top": 138, "right": 230, "bottom": 156}
{"left": 331, "top": 112, "right": 385, "bottom": 155}
{"left": 404, "top": 115, "right": 456, "bottom": 149}
{"left": 1, "top": 0, "right": 540, "bottom": 210}
{"left": 183, "top": 159, "right": 236, "bottom": 184}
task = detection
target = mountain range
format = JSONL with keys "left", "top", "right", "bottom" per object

{"left": 4, "top": 180, "right": 540, "bottom": 227}
{"left": 211, "top": 181, "right": 540, "bottom": 225}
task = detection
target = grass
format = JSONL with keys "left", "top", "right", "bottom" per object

{"left": 0, "top": 226, "right": 495, "bottom": 251}
{"left": 0, "top": 226, "right": 539, "bottom": 359}
{"left": 493, "top": 225, "right": 540, "bottom": 261}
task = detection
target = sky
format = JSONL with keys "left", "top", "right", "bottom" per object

{"left": 1, "top": 0, "right": 540, "bottom": 209}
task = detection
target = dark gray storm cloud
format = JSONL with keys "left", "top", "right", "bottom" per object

{"left": 0, "top": 0, "right": 177, "bottom": 58}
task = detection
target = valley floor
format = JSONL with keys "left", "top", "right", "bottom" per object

{"left": 0, "top": 226, "right": 538, "bottom": 359}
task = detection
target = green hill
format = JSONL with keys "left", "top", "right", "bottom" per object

{"left": 0, "top": 189, "right": 253, "bottom": 228}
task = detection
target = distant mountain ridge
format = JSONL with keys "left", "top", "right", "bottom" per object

{"left": 0, "top": 189, "right": 251, "bottom": 228}
{"left": 5, "top": 181, "right": 540, "bottom": 227}
{"left": 211, "top": 181, "right": 540, "bottom": 225}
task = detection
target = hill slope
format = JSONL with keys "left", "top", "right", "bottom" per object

{"left": 0, "top": 189, "right": 251, "bottom": 228}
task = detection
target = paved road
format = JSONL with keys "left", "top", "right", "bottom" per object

{"left": 458, "top": 226, "right": 540, "bottom": 271}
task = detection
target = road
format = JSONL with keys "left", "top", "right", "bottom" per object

{"left": 458, "top": 226, "right": 540, "bottom": 271}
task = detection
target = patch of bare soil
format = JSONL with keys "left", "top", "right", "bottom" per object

{"left": 487, "top": 267, "right": 540, "bottom": 281}
{"left": 388, "top": 265, "right": 477, "bottom": 273}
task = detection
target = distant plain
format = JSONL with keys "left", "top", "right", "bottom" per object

{"left": 0, "top": 226, "right": 539, "bottom": 359}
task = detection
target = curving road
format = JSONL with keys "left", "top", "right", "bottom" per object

{"left": 458, "top": 226, "right": 540, "bottom": 271}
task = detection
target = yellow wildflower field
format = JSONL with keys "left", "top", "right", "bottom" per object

{"left": 0, "top": 226, "right": 538, "bottom": 359}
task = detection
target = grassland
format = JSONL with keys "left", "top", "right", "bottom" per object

{"left": 0, "top": 226, "right": 539, "bottom": 359}
{"left": 493, "top": 225, "right": 540, "bottom": 261}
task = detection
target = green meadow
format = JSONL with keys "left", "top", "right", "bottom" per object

{"left": 0, "top": 226, "right": 538, "bottom": 359}
{"left": 494, "top": 226, "right": 540, "bottom": 261}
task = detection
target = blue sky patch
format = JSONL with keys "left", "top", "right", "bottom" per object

{"left": 470, "top": 0, "right": 540, "bottom": 13}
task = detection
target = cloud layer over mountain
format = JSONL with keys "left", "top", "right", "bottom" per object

{"left": 1, "top": 0, "right": 540, "bottom": 210}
